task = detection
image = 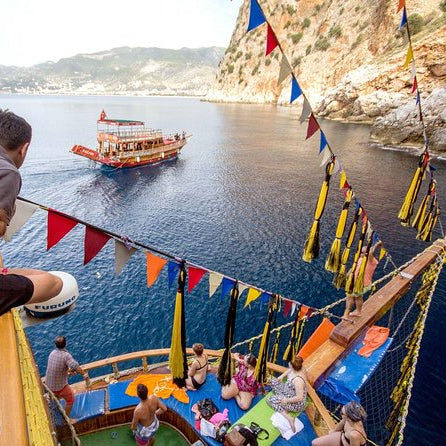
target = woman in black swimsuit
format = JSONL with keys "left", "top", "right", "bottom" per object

{"left": 185, "top": 343, "right": 209, "bottom": 390}
{"left": 312, "top": 401, "right": 367, "bottom": 446}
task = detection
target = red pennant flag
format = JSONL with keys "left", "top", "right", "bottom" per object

{"left": 188, "top": 266, "right": 207, "bottom": 293}
{"left": 266, "top": 24, "right": 278, "bottom": 56}
{"left": 397, "top": 0, "right": 405, "bottom": 12}
{"left": 306, "top": 308, "right": 315, "bottom": 318}
{"left": 306, "top": 114, "right": 319, "bottom": 140}
{"left": 299, "top": 305, "right": 309, "bottom": 320}
{"left": 411, "top": 76, "right": 418, "bottom": 94}
{"left": 84, "top": 226, "right": 111, "bottom": 265}
{"left": 47, "top": 210, "right": 78, "bottom": 250}
{"left": 283, "top": 299, "right": 292, "bottom": 318}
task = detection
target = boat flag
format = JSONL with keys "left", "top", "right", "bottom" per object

{"left": 333, "top": 159, "right": 343, "bottom": 176}
{"left": 84, "top": 226, "right": 111, "bottom": 265}
{"left": 291, "top": 302, "right": 297, "bottom": 316}
{"left": 403, "top": 45, "right": 413, "bottom": 68}
{"left": 379, "top": 246, "right": 387, "bottom": 261}
{"left": 114, "top": 239, "right": 136, "bottom": 276}
{"left": 47, "top": 210, "right": 78, "bottom": 250}
{"left": 99, "top": 109, "right": 107, "bottom": 121}
{"left": 290, "top": 76, "right": 303, "bottom": 103}
{"left": 278, "top": 55, "right": 292, "bottom": 85}
{"left": 283, "top": 299, "right": 293, "bottom": 318}
{"left": 411, "top": 76, "right": 418, "bottom": 94}
{"left": 221, "top": 277, "right": 236, "bottom": 299}
{"left": 320, "top": 147, "right": 331, "bottom": 166}
{"left": 244, "top": 288, "right": 262, "bottom": 308}
{"left": 397, "top": 0, "right": 405, "bottom": 12}
{"left": 399, "top": 9, "right": 407, "bottom": 29}
{"left": 306, "top": 114, "right": 319, "bottom": 139}
{"left": 299, "top": 98, "right": 312, "bottom": 123}
{"left": 209, "top": 272, "right": 223, "bottom": 297}
{"left": 259, "top": 291, "right": 272, "bottom": 309}
{"left": 247, "top": 0, "right": 266, "bottom": 32}
{"left": 187, "top": 266, "right": 207, "bottom": 293}
{"left": 4, "top": 199, "right": 39, "bottom": 242}
{"left": 168, "top": 261, "right": 181, "bottom": 288}
{"left": 169, "top": 262, "right": 188, "bottom": 387}
{"left": 146, "top": 252, "right": 167, "bottom": 287}
{"left": 411, "top": 61, "right": 416, "bottom": 80}
{"left": 266, "top": 24, "right": 278, "bottom": 55}
{"left": 319, "top": 131, "right": 327, "bottom": 153}
{"left": 415, "top": 91, "right": 420, "bottom": 105}
{"left": 217, "top": 282, "right": 239, "bottom": 386}
{"left": 237, "top": 283, "right": 249, "bottom": 297}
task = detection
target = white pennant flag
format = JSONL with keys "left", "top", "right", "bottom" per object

{"left": 299, "top": 98, "right": 312, "bottom": 123}
{"left": 411, "top": 61, "right": 416, "bottom": 81}
{"left": 114, "top": 239, "right": 137, "bottom": 276}
{"left": 4, "top": 199, "right": 39, "bottom": 242}
{"left": 320, "top": 147, "right": 331, "bottom": 166}
{"left": 238, "top": 283, "right": 249, "bottom": 297}
{"left": 278, "top": 55, "right": 292, "bottom": 85}
{"left": 333, "top": 159, "right": 343, "bottom": 175}
{"left": 209, "top": 272, "right": 223, "bottom": 298}
{"left": 291, "top": 302, "right": 297, "bottom": 316}
{"left": 366, "top": 221, "right": 373, "bottom": 242}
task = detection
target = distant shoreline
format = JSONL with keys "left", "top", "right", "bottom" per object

{"left": 0, "top": 91, "right": 205, "bottom": 99}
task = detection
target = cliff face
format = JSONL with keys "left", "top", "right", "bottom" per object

{"left": 207, "top": 0, "right": 446, "bottom": 122}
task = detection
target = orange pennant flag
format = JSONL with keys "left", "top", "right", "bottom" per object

{"left": 403, "top": 46, "right": 413, "bottom": 69}
{"left": 397, "top": 0, "right": 405, "bottom": 12}
{"left": 299, "top": 305, "right": 309, "bottom": 320}
{"left": 146, "top": 252, "right": 167, "bottom": 287}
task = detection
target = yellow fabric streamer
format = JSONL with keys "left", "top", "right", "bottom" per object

{"left": 412, "top": 179, "right": 435, "bottom": 231}
{"left": 325, "top": 187, "right": 353, "bottom": 273}
{"left": 417, "top": 196, "right": 440, "bottom": 242}
{"left": 303, "top": 159, "right": 335, "bottom": 263}
{"left": 345, "top": 216, "right": 368, "bottom": 294}
{"left": 339, "top": 170, "right": 347, "bottom": 189}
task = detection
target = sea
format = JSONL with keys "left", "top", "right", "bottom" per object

{"left": 1, "top": 94, "right": 444, "bottom": 445}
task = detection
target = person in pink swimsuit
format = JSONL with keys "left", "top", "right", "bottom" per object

{"left": 221, "top": 353, "right": 260, "bottom": 410}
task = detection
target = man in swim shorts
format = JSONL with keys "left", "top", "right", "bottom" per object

{"left": 131, "top": 384, "right": 167, "bottom": 446}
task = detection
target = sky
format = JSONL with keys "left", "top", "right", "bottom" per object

{"left": 1, "top": 0, "right": 244, "bottom": 67}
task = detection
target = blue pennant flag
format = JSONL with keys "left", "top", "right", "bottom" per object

{"left": 290, "top": 76, "right": 302, "bottom": 103}
{"left": 355, "top": 198, "right": 361, "bottom": 212}
{"left": 319, "top": 131, "right": 327, "bottom": 154}
{"left": 259, "top": 291, "right": 271, "bottom": 309}
{"left": 373, "top": 232, "right": 379, "bottom": 246}
{"left": 416, "top": 91, "right": 420, "bottom": 105}
{"left": 168, "top": 261, "right": 181, "bottom": 288}
{"left": 247, "top": 0, "right": 266, "bottom": 32}
{"left": 399, "top": 9, "right": 407, "bottom": 29}
{"left": 430, "top": 164, "right": 436, "bottom": 172}
{"left": 221, "top": 277, "right": 236, "bottom": 299}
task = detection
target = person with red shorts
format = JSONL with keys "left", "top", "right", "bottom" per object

{"left": 45, "top": 336, "right": 87, "bottom": 419}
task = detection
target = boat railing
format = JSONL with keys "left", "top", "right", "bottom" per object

{"left": 79, "top": 348, "right": 335, "bottom": 431}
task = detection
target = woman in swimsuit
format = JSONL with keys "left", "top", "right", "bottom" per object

{"left": 185, "top": 343, "right": 209, "bottom": 390}
{"left": 267, "top": 356, "right": 307, "bottom": 431}
{"left": 312, "top": 401, "right": 367, "bottom": 446}
{"left": 221, "top": 352, "right": 260, "bottom": 410}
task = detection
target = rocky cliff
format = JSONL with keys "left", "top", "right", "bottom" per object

{"left": 207, "top": 0, "right": 446, "bottom": 150}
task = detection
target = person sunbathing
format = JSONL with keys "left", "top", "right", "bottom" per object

{"left": 185, "top": 343, "right": 210, "bottom": 390}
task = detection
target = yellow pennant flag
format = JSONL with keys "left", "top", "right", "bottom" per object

{"left": 379, "top": 247, "right": 387, "bottom": 261}
{"left": 146, "top": 252, "right": 167, "bottom": 287}
{"left": 244, "top": 288, "right": 262, "bottom": 308}
{"left": 339, "top": 170, "right": 347, "bottom": 190}
{"left": 403, "top": 46, "right": 413, "bottom": 69}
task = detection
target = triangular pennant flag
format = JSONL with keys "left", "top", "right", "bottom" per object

{"left": 306, "top": 114, "right": 319, "bottom": 139}
{"left": 188, "top": 266, "right": 207, "bottom": 293}
{"left": 306, "top": 308, "right": 315, "bottom": 318}
{"left": 283, "top": 300, "right": 292, "bottom": 318}
{"left": 221, "top": 277, "right": 236, "bottom": 299}
{"left": 209, "top": 272, "right": 223, "bottom": 297}
{"left": 411, "top": 61, "right": 416, "bottom": 80}
{"left": 319, "top": 131, "right": 327, "bottom": 154}
{"left": 168, "top": 261, "right": 181, "bottom": 288}
{"left": 244, "top": 288, "right": 262, "bottom": 308}
{"left": 320, "top": 147, "right": 331, "bottom": 166}
{"left": 333, "top": 159, "right": 342, "bottom": 175}
{"left": 291, "top": 302, "right": 297, "bottom": 316}
{"left": 146, "top": 252, "right": 167, "bottom": 287}
{"left": 266, "top": 24, "right": 278, "bottom": 55}
{"left": 299, "top": 98, "right": 312, "bottom": 123}
{"left": 379, "top": 247, "right": 387, "bottom": 261}
{"left": 238, "top": 283, "right": 249, "bottom": 297}
{"left": 278, "top": 55, "right": 292, "bottom": 85}
{"left": 416, "top": 91, "right": 420, "bottom": 105}
{"left": 290, "top": 76, "right": 303, "bottom": 103}
{"left": 114, "top": 239, "right": 136, "bottom": 276}
{"left": 247, "top": 0, "right": 266, "bottom": 32}
{"left": 399, "top": 9, "right": 407, "bottom": 29}
{"left": 403, "top": 46, "right": 413, "bottom": 68}
{"left": 298, "top": 305, "right": 309, "bottom": 320}
{"left": 339, "top": 170, "right": 347, "bottom": 190}
{"left": 259, "top": 291, "right": 271, "bottom": 309}
{"left": 84, "top": 226, "right": 111, "bottom": 265}
{"left": 47, "top": 210, "right": 78, "bottom": 250}
{"left": 411, "top": 76, "right": 418, "bottom": 94}
{"left": 397, "top": 0, "right": 405, "bottom": 12}
{"left": 4, "top": 199, "right": 39, "bottom": 242}
{"left": 373, "top": 232, "right": 380, "bottom": 246}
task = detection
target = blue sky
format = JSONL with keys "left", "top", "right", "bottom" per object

{"left": 2, "top": 0, "right": 243, "bottom": 66}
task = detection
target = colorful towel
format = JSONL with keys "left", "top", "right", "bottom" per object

{"left": 126, "top": 374, "right": 189, "bottom": 403}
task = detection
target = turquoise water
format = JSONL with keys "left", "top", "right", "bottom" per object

{"left": 1, "top": 94, "right": 445, "bottom": 445}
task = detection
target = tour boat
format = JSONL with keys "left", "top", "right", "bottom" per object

{"left": 70, "top": 110, "right": 190, "bottom": 168}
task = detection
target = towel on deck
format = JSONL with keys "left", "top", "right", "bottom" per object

{"left": 271, "top": 412, "right": 304, "bottom": 440}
